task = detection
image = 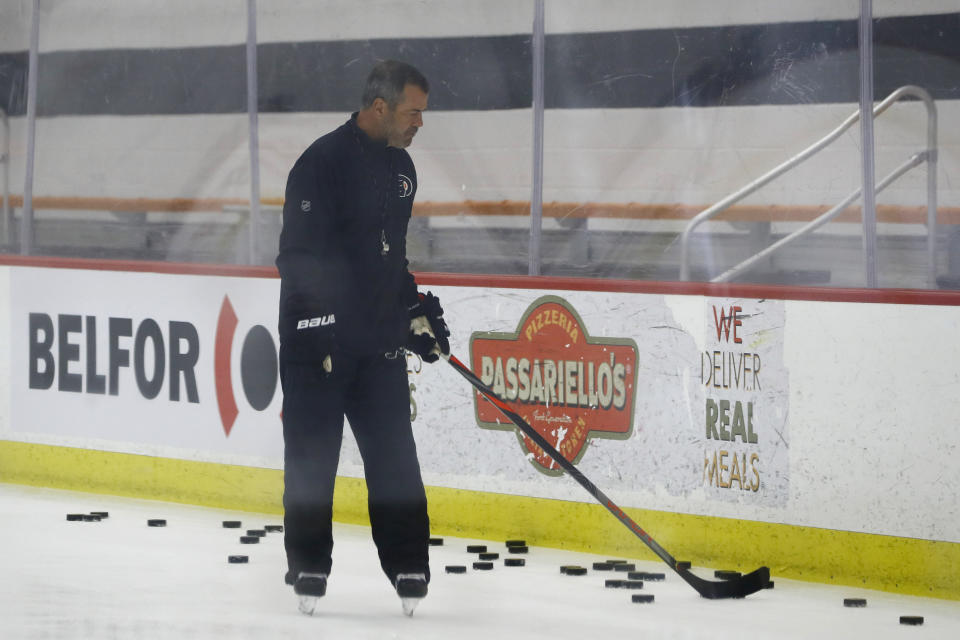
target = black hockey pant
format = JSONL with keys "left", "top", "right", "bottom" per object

{"left": 280, "top": 350, "right": 430, "bottom": 585}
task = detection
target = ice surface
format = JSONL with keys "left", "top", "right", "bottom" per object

{"left": 0, "top": 483, "right": 957, "bottom": 639}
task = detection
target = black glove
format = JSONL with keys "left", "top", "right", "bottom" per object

{"left": 282, "top": 301, "right": 336, "bottom": 371}
{"left": 407, "top": 291, "right": 450, "bottom": 363}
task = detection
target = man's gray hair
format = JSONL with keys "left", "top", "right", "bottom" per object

{"left": 360, "top": 60, "right": 429, "bottom": 109}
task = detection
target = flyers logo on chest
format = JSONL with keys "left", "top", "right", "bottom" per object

{"left": 398, "top": 173, "right": 413, "bottom": 198}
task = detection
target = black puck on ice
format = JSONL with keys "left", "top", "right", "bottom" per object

{"left": 246, "top": 529, "right": 266, "bottom": 537}
{"left": 505, "top": 539, "right": 526, "bottom": 547}
{"left": 605, "top": 579, "right": 624, "bottom": 588}
{"left": 479, "top": 552, "right": 499, "bottom": 560}
{"left": 504, "top": 558, "right": 525, "bottom": 567}
{"left": 90, "top": 511, "right": 109, "bottom": 519}
{"left": 239, "top": 535, "right": 260, "bottom": 544}
{"left": 82, "top": 515, "right": 102, "bottom": 522}
{"left": 445, "top": 565, "right": 467, "bottom": 574}
{"left": 613, "top": 563, "right": 636, "bottom": 572}
{"left": 565, "top": 567, "right": 587, "bottom": 576}
{"left": 147, "top": 519, "right": 167, "bottom": 527}
{"left": 607, "top": 559, "right": 628, "bottom": 564}
{"left": 473, "top": 561, "right": 494, "bottom": 570}
{"left": 228, "top": 555, "right": 248, "bottom": 564}
{"left": 592, "top": 562, "right": 614, "bottom": 571}
{"left": 715, "top": 570, "right": 742, "bottom": 580}
{"left": 265, "top": 525, "right": 284, "bottom": 533}
{"left": 899, "top": 616, "right": 923, "bottom": 626}
{"left": 628, "top": 571, "right": 665, "bottom": 581}
{"left": 66, "top": 514, "right": 85, "bottom": 521}
{"left": 428, "top": 537, "right": 444, "bottom": 546}
{"left": 560, "top": 565, "right": 578, "bottom": 574}
{"left": 466, "top": 545, "right": 487, "bottom": 553}
{"left": 623, "top": 580, "right": 644, "bottom": 589}
{"left": 844, "top": 598, "right": 867, "bottom": 608}
{"left": 508, "top": 545, "right": 529, "bottom": 554}
{"left": 222, "top": 520, "right": 242, "bottom": 528}
{"left": 632, "top": 594, "right": 655, "bottom": 604}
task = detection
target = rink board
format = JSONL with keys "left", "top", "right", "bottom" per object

{"left": 0, "top": 258, "right": 959, "bottom": 599}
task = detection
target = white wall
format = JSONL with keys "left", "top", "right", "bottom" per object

{"left": 2, "top": 265, "right": 958, "bottom": 545}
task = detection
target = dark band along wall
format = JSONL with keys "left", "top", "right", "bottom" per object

{"left": 0, "top": 13, "right": 957, "bottom": 117}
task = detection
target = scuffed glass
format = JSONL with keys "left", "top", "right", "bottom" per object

{"left": 872, "top": 2, "right": 959, "bottom": 289}
{"left": 23, "top": 0, "right": 250, "bottom": 264}
{"left": 542, "top": 1, "right": 881, "bottom": 286}
{"left": 256, "top": 0, "right": 535, "bottom": 273}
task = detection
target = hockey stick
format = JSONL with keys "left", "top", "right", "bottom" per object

{"left": 445, "top": 353, "right": 770, "bottom": 599}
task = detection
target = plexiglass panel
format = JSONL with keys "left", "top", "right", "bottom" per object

{"left": 26, "top": 0, "right": 250, "bottom": 263}
{"left": 256, "top": 0, "right": 535, "bottom": 273}
{"left": 542, "top": 1, "right": 876, "bottom": 286}
{"left": 1, "top": 1, "right": 957, "bottom": 288}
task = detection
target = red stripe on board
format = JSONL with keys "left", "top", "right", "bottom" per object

{"left": 2, "top": 254, "right": 960, "bottom": 306}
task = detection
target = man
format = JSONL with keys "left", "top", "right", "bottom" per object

{"left": 276, "top": 60, "right": 450, "bottom": 617}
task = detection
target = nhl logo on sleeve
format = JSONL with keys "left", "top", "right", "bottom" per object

{"left": 300, "top": 200, "right": 312, "bottom": 212}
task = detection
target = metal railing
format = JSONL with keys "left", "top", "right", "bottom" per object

{"left": 679, "top": 85, "right": 938, "bottom": 285}
{"left": 1, "top": 107, "right": 9, "bottom": 243}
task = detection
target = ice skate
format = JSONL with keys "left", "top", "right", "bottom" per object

{"left": 293, "top": 571, "right": 328, "bottom": 616}
{"left": 394, "top": 573, "right": 428, "bottom": 617}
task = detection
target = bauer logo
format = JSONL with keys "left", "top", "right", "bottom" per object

{"left": 470, "top": 296, "right": 639, "bottom": 476}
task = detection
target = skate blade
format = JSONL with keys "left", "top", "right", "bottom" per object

{"left": 298, "top": 595, "right": 323, "bottom": 616}
{"left": 401, "top": 597, "right": 422, "bottom": 617}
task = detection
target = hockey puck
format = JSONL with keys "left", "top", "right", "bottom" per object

{"left": 899, "top": 616, "right": 923, "bottom": 626}
{"left": 147, "top": 519, "right": 167, "bottom": 527}
{"left": 504, "top": 558, "right": 525, "bottom": 567}
{"left": 565, "top": 567, "right": 587, "bottom": 576}
{"left": 843, "top": 598, "right": 867, "bottom": 608}
{"left": 82, "top": 515, "right": 102, "bottom": 522}
{"left": 507, "top": 545, "right": 528, "bottom": 554}
{"left": 560, "top": 565, "right": 579, "bottom": 574}
{"left": 604, "top": 579, "right": 624, "bottom": 588}
{"left": 505, "top": 539, "right": 526, "bottom": 547}
{"left": 445, "top": 565, "right": 467, "bottom": 574}
{"left": 228, "top": 555, "right": 248, "bottom": 564}
{"left": 428, "top": 537, "right": 444, "bottom": 546}
{"left": 66, "top": 514, "right": 85, "bottom": 521}
{"left": 239, "top": 535, "right": 260, "bottom": 544}
{"left": 222, "top": 520, "right": 242, "bottom": 528}
{"left": 607, "top": 559, "right": 628, "bottom": 564}
{"left": 613, "top": 563, "right": 636, "bottom": 572}
{"left": 265, "top": 525, "right": 284, "bottom": 533}
{"left": 715, "top": 570, "right": 742, "bottom": 580}
{"left": 90, "top": 511, "right": 109, "bottom": 518}
{"left": 675, "top": 561, "right": 691, "bottom": 570}
{"left": 473, "top": 561, "right": 494, "bottom": 570}
{"left": 246, "top": 529, "right": 266, "bottom": 537}
{"left": 466, "top": 545, "right": 487, "bottom": 553}
{"left": 592, "top": 562, "right": 614, "bottom": 571}
{"left": 479, "top": 552, "right": 499, "bottom": 560}
{"left": 623, "top": 580, "right": 644, "bottom": 589}
{"left": 632, "top": 594, "right": 655, "bottom": 604}
{"left": 628, "top": 571, "right": 665, "bottom": 581}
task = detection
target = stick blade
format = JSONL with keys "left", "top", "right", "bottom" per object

{"left": 678, "top": 566, "right": 771, "bottom": 599}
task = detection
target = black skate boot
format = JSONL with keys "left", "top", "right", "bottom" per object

{"left": 293, "top": 571, "right": 328, "bottom": 616}
{"left": 394, "top": 573, "right": 428, "bottom": 617}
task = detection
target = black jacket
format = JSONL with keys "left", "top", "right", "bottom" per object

{"left": 276, "top": 114, "right": 419, "bottom": 359}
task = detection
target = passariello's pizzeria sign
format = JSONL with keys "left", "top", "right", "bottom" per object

{"left": 469, "top": 296, "right": 639, "bottom": 476}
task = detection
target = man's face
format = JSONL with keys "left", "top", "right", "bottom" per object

{"left": 383, "top": 84, "right": 428, "bottom": 148}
